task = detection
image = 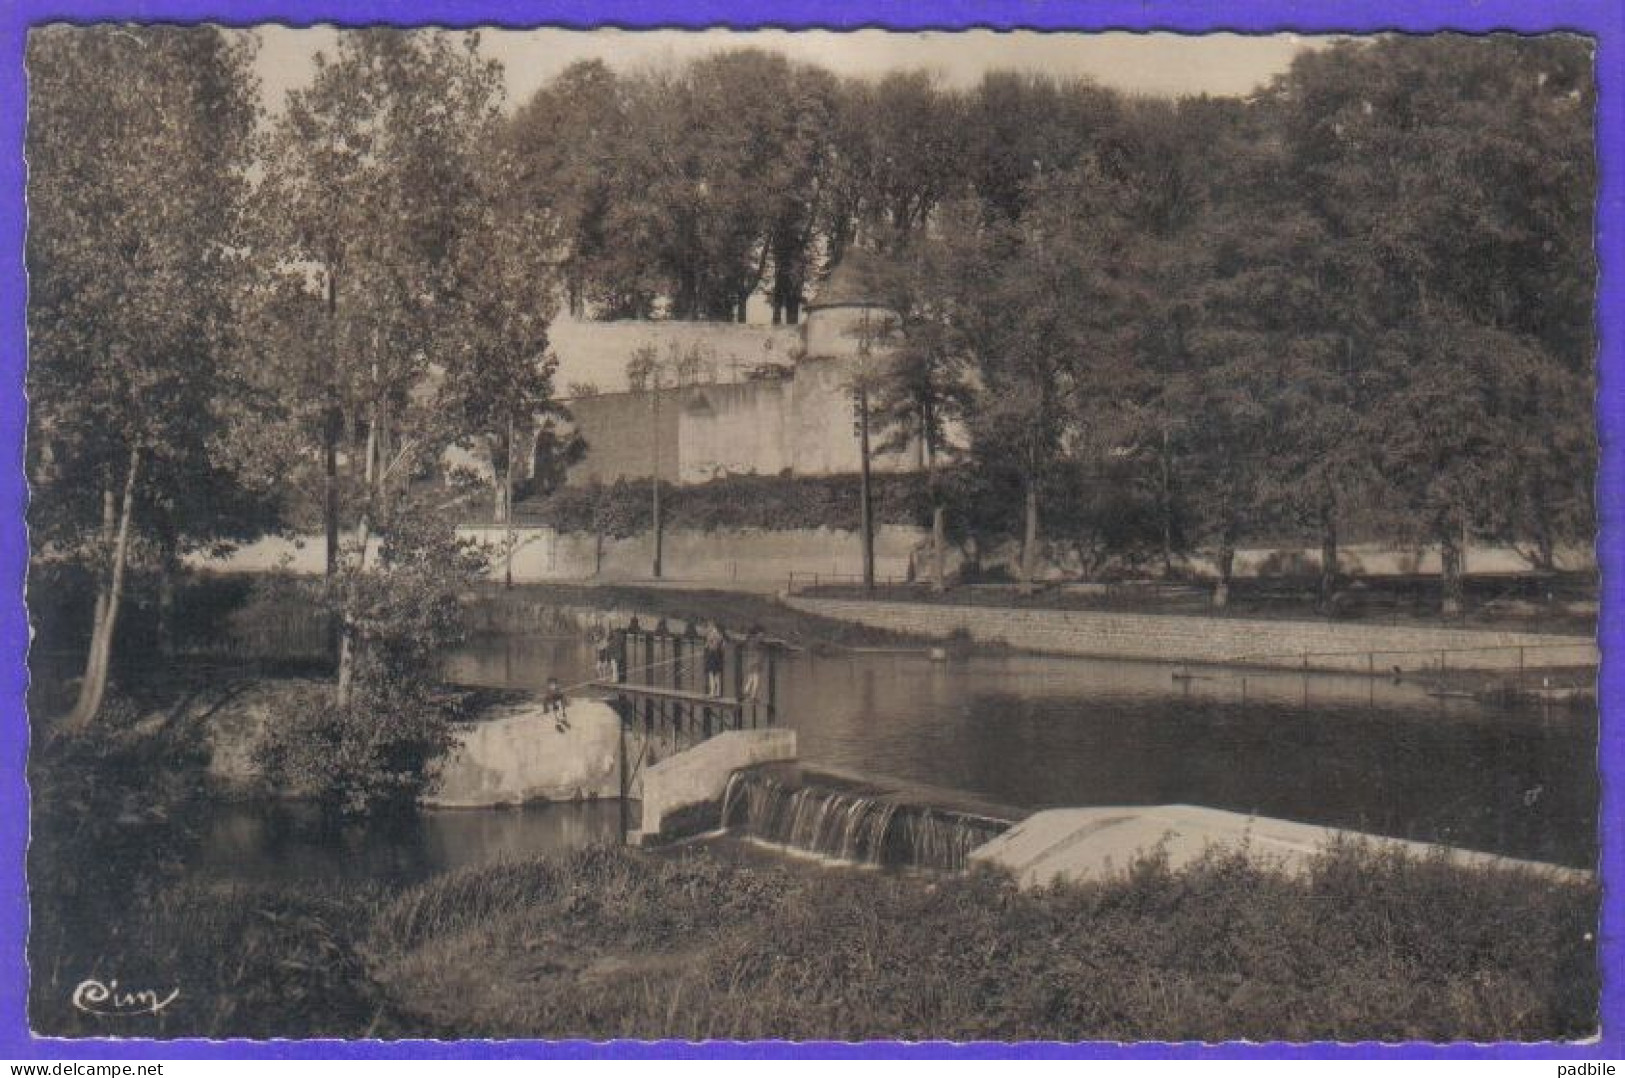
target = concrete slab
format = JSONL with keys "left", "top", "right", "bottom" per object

{"left": 969, "top": 805, "right": 1592, "bottom": 889}
{"left": 632, "top": 728, "right": 797, "bottom": 844}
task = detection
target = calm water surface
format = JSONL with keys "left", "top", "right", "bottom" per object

{"left": 444, "top": 634, "right": 1596, "bottom": 868}
{"left": 192, "top": 799, "right": 627, "bottom": 888}
{"left": 189, "top": 631, "right": 1595, "bottom": 886}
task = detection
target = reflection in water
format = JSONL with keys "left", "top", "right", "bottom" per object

{"left": 445, "top": 634, "right": 1597, "bottom": 868}
{"left": 193, "top": 800, "right": 626, "bottom": 888}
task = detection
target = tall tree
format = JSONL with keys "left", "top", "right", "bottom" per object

{"left": 872, "top": 241, "right": 972, "bottom": 590}
{"left": 262, "top": 29, "right": 506, "bottom": 701}
{"left": 439, "top": 136, "right": 583, "bottom": 586}
{"left": 261, "top": 30, "right": 502, "bottom": 578}
{"left": 27, "top": 25, "right": 260, "bottom": 729}
{"left": 1268, "top": 34, "right": 1596, "bottom": 611}
{"left": 507, "top": 59, "right": 646, "bottom": 318}
{"left": 951, "top": 159, "right": 1139, "bottom": 593}
{"left": 963, "top": 70, "right": 1118, "bottom": 224}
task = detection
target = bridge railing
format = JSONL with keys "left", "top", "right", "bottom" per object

{"left": 593, "top": 614, "right": 780, "bottom": 737}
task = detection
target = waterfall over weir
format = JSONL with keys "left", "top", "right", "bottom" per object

{"left": 718, "top": 764, "right": 1015, "bottom": 871}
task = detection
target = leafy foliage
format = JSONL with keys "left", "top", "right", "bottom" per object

{"left": 256, "top": 512, "right": 488, "bottom": 814}
{"left": 519, "top": 472, "right": 932, "bottom": 535}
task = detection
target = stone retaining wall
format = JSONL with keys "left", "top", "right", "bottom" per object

{"left": 784, "top": 597, "right": 1597, "bottom": 673}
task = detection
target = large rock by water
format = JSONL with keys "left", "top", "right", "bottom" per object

{"left": 428, "top": 697, "right": 622, "bottom": 808}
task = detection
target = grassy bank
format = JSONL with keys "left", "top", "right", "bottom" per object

{"left": 29, "top": 831, "right": 1596, "bottom": 1041}
{"left": 365, "top": 843, "right": 1595, "bottom": 1043}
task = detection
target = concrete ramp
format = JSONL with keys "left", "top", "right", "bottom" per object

{"left": 969, "top": 805, "right": 1591, "bottom": 889}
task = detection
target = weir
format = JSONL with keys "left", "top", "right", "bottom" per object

{"left": 719, "top": 764, "right": 1015, "bottom": 871}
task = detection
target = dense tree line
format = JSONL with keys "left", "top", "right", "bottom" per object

{"left": 507, "top": 53, "right": 1123, "bottom": 322}
{"left": 507, "top": 36, "right": 1595, "bottom": 606}
{"left": 24, "top": 28, "right": 1597, "bottom": 744}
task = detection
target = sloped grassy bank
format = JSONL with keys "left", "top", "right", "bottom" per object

{"left": 30, "top": 838, "right": 1596, "bottom": 1042}
{"left": 367, "top": 843, "right": 1595, "bottom": 1043}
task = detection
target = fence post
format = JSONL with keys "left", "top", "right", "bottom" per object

{"left": 672, "top": 628, "right": 685, "bottom": 696}
{"left": 766, "top": 645, "right": 778, "bottom": 726}
{"left": 618, "top": 714, "right": 629, "bottom": 844}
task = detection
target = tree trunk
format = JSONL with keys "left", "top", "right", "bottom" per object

{"left": 64, "top": 446, "right": 141, "bottom": 732}
{"left": 335, "top": 510, "right": 370, "bottom": 710}
{"left": 932, "top": 503, "right": 947, "bottom": 594}
{"left": 503, "top": 414, "right": 517, "bottom": 590}
{"left": 85, "top": 480, "right": 114, "bottom": 668}
{"left": 786, "top": 294, "right": 801, "bottom": 325}
{"left": 1213, "top": 528, "right": 1235, "bottom": 609}
{"left": 858, "top": 380, "right": 874, "bottom": 592}
{"left": 1439, "top": 524, "right": 1464, "bottom": 618}
{"left": 156, "top": 537, "right": 178, "bottom": 660}
{"left": 651, "top": 387, "right": 664, "bottom": 579}
{"left": 1317, "top": 504, "right": 1339, "bottom": 612}
{"left": 1159, "top": 428, "right": 1175, "bottom": 578}
{"left": 323, "top": 265, "right": 341, "bottom": 578}
{"left": 323, "top": 407, "right": 340, "bottom": 577}
{"left": 1528, "top": 475, "right": 1556, "bottom": 571}
{"left": 1019, "top": 479, "right": 1039, "bottom": 596}
{"left": 568, "top": 273, "right": 583, "bottom": 319}
{"left": 362, "top": 401, "right": 378, "bottom": 490}
{"left": 1534, "top": 529, "right": 1556, "bottom": 574}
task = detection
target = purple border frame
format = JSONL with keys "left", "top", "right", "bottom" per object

{"left": 0, "top": 0, "right": 1618, "bottom": 1060}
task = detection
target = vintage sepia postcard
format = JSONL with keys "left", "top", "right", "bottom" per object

{"left": 2, "top": 0, "right": 1621, "bottom": 1063}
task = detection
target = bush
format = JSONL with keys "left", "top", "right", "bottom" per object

{"left": 26, "top": 689, "right": 392, "bottom": 1039}
{"left": 257, "top": 510, "right": 488, "bottom": 815}
{"left": 252, "top": 680, "right": 459, "bottom": 815}
{"left": 31, "top": 879, "right": 387, "bottom": 1039}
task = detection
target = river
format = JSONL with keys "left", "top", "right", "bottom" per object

{"left": 187, "top": 630, "right": 1596, "bottom": 886}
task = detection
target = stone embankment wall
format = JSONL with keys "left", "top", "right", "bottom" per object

{"left": 193, "top": 528, "right": 1592, "bottom": 590}
{"left": 197, "top": 524, "right": 922, "bottom": 586}
{"left": 784, "top": 597, "right": 1597, "bottom": 673}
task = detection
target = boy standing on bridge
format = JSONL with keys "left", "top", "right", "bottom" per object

{"left": 703, "top": 622, "right": 726, "bottom": 697}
